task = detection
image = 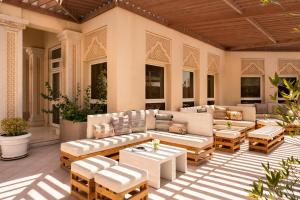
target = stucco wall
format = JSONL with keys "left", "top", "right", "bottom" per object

{"left": 222, "top": 51, "right": 300, "bottom": 106}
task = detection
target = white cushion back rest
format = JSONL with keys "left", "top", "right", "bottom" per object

{"left": 87, "top": 112, "right": 124, "bottom": 139}
{"left": 222, "top": 106, "right": 256, "bottom": 122}
{"left": 159, "top": 110, "right": 213, "bottom": 137}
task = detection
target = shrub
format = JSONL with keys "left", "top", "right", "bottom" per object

{"left": 1, "top": 118, "right": 29, "bottom": 136}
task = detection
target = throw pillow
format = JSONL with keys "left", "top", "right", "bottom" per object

{"left": 127, "top": 110, "right": 146, "bottom": 133}
{"left": 111, "top": 115, "right": 131, "bottom": 135}
{"left": 213, "top": 106, "right": 228, "bottom": 119}
{"left": 169, "top": 121, "right": 187, "bottom": 134}
{"left": 197, "top": 107, "right": 207, "bottom": 113}
{"left": 145, "top": 109, "right": 159, "bottom": 130}
{"left": 93, "top": 123, "right": 115, "bottom": 139}
{"left": 155, "top": 113, "right": 173, "bottom": 121}
{"left": 227, "top": 110, "right": 243, "bottom": 121}
{"left": 155, "top": 120, "right": 172, "bottom": 132}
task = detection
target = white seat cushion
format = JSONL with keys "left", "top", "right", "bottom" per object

{"left": 248, "top": 125, "right": 284, "bottom": 140}
{"left": 71, "top": 156, "right": 118, "bottom": 179}
{"left": 94, "top": 163, "right": 147, "bottom": 193}
{"left": 256, "top": 118, "right": 282, "bottom": 126}
{"left": 214, "top": 119, "right": 255, "bottom": 128}
{"left": 214, "top": 129, "right": 241, "bottom": 139}
{"left": 61, "top": 132, "right": 151, "bottom": 156}
{"left": 148, "top": 130, "right": 213, "bottom": 149}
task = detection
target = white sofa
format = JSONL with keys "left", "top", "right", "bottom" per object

{"left": 180, "top": 105, "right": 256, "bottom": 130}
{"left": 60, "top": 110, "right": 214, "bottom": 169}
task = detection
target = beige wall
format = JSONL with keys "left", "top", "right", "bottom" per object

{"left": 222, "top": 51, "right": 300, "bottom": 106}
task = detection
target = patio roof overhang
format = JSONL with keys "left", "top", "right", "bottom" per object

{"left": 2, "top": 0, "right": 300, "bottom": 51}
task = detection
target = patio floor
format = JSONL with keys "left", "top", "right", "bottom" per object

{"left": 0, "top": 136, "right": 300, "bottom": 200}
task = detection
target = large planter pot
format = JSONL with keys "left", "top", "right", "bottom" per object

{"left": 60, "top": 119, "right": 87, "bottom": 142}
{"left": 0, "top": 132, "right": 32, "bottom": 160}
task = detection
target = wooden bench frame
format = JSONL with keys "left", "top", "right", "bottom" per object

{"left": 61, "top": 139, "right": 151, "bottom": 170}
{"left": 248, "top": 131, "right": 285, "bottom": 154}
{"left": 214, "top": 135, "right": 241, "bottom": 153}
{"left": 95, "top": 181, "right": 148, "bottom": 200}
{"left": 71, "top": 171, "right": 95, "bottom": 200}
{"left": 159, "top": 141, "right": 214, "bottom": 165}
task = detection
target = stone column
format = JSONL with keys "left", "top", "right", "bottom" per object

{"left": 0, "top": 14, "right": 28, "bottom": 121}
{"left": 57, "top": 30, "right": 82, "bottom": 98}
{"left": 25, "top": 47, "right": 45, "bottom": 126}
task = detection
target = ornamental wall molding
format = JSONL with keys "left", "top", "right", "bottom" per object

{"left": 0, "top": 14, "right": 28, "bottom": 29}
{"left": 207, "top": 53, "right": 220, "bottom": 74}
{"left": 241, "top": 58, "right": 265, "bottom": 75}
{"left": 278, "top": 59, "right": 300, "bottom": 75}
{"left": 84, "top": 27, "right": 107, "bottom": 61}
{"left": 146, "top": 32, "right": 171, "bottom": 64}
{"left": 183, "top": 44, "right": 200, "bottom": 69}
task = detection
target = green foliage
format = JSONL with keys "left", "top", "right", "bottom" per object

{"left": 1, "top": 118, "right": 29, "bottom": 136}
{"left": 249, "top": 157, "right": 300, "bottom": 200}
{"left": 41, "top": 80, "right": 106, "bottom": 122}
{"left": 269, "top": 73, "right": 300, "bottom": 136}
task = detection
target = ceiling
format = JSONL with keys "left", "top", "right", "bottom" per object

{"left": 3, "top": 0, "right": 300, "bottom": 51}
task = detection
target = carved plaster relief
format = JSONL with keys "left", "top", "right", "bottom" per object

{"left": 183, "top": 45, "right": 200, "bottom": 69}
{"left": 278, "top": 59, "right": 300, "bottom": 75}
{"left": 146, "top": 32, "right": 171, "bottom": 64}
{"left": 84, "top": 27, "right": 107, "bottom": 61}
{"left": 241, "top": 59, "right": 265, "bottom": 75}
{"left": 207, "top": 53, "right": 220, "bottom": 74}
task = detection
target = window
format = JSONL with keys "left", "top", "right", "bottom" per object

{"left": 183, "top": 71, "right": 194, "bottom": 107}
{"left": 241, "top": 77, "right": 262, "bottom": 104}
{"left": 278, "top": 77, "right": 297, "bottom": 103}
{"left": 146, "top": 65, "right": 165, "bottom": 110}
{"left": 90, "top": 62, "right": 107, "bottom": 113}
{"left": 207, "top": 75, "right": 215, "bottom": 105}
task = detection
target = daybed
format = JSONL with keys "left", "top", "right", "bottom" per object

{"left": 60, "top": 110, "right": 214, "bottom": 169}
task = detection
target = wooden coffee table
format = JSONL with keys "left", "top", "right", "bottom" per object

{"left": 213, "top": 124, "right": 249, "bottom": 142}
{"left": 119, "top": 142, "right": 187, "bottom": 189}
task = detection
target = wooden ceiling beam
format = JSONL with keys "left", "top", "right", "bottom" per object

{"left": 221, "top": 0, "right": 277, "bottom": 44}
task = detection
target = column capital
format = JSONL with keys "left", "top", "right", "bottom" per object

{"left": 57, "top": 29, "right": 82, "bottom": 42}
{"left": 25, "top": 47, "right": 45, "bottom": 57}
{"left": 0, "top": 14, "right": 29, "bottom": 30}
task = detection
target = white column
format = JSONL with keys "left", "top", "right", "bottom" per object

{"left": 57, "top": 30, "right": 82, "bottom": 98}
{"left": 25, "top": 47, "right": 45, "bottom": 126}
{"left": 0, "top": 14, "right": 28, "bottom": 121}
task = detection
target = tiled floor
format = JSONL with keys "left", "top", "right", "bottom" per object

{"left": 0, "top": 136, "right": 300, "bottom": 200}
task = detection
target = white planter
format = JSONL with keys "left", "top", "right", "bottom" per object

{"left": 0, "top": 133, "right": 32, "bottom": 160}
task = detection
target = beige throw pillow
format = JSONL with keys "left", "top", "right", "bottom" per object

{"left": 93, "top": 123, "right": 115, "bottom": 139}
{"left": 111, "top": 115, "right": 132, "bottom": 135}
{"left": 227, "top": 110, "right": 243, "bottom": 121}
{"left": 169, "top": 121, "right": 187, "bottom": 135}
{"left": 213, "top": 106, "right": 228, "bottom": 119}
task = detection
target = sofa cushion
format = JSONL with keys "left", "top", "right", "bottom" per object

{"left": 93, "top": 123, "right": 115, "bottom": 139}
{"left": 169, "top": 121, "right": 187, "bottom": 135}
{"left": 148, "top": 130, "right": 213, "bottom": 149}
{"left": 256, "top": 118, "right": 282, "bottom": 126}
{"left": 127, "top": 110, "right": 146, "bottom": 133}
{"left": 145, "top": 109, "right": 159, "bottom": 130}
{"left": 71, "top": 156, "right": 118, "bottom": 179}
{"left": 94, "top": 163, "right": 147, "bottom": 193}
{"left": 112, "top": 115, "right": 131, "bottom": 135}
{"left": 248, "top": 125, "right": 284, "bottom": 140}
{"left": 214, "top": 129, "right": 241, "bottom": 139}
{"left": 255, "top": 103, "right": 268, "bottom": 114}
{"left": 155, "top": 113, "right": 173, "bottom": 120}
{"left": 155, "top": 120, "right": 172, "bottom": 132}
{"left": 226, "top": 110, "right": 243, "bottom": 121}
{"left": 61, "top": 132, "right": 151, "bottom": 157}
{"left": 213, "top": 106, "right": 228, "bottom": 119}
{"left": 214, "top": 119, "right": 255, "bottom": 128}
{"left": 197, "top": 107, "right": 207, "bottom": 113}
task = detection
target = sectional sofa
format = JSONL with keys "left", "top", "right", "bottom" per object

{"left": 180, "top": 105, "right": 256, "bottom": 131}
{"left": 60, "top": 110, "right": 214, "bottom": 169}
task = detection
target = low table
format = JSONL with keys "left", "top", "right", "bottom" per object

{"left": 119, "top": 142, "right": 187, "bottom": 189}
{"left": 214, "top": 129, "right": 241, "bottom": 153}
{"left": 256, "top": 118, "right": 281, "bottom": 128}
{"left": 213, "top": 124, "right": 248, "bottom": 142}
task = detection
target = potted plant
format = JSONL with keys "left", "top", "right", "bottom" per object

{"left": 226, "top": 121, "right": 232, "bottom": 129}
{"left": 0, "top": 118, "right": 31, "bottom": 160}
{"left": 41, "top": 71, "right": 107, "bottom": 141}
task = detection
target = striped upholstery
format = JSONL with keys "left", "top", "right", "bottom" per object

{"left": 111, "top": 115, "right": 131, "bottom": 135}
{"left": 127, "top": 110, "right": 146, "bottom": 133}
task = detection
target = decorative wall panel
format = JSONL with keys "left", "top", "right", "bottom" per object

{"left": 183, "top": 44, "right": 199, "bottom": 69}
{"left": 241, "top": 59, "right": 265, "bottom": 75}
{"left": 6, "top": 31, "right": 16, "bottom": 118}
{"left": 146, "top": 32, "right": 171, "bottom": 63}
{"left": 278, "top": 59, "right": 300, "bottom": 75}
{"left": 84, "top": 27, "right": 107, "bottom": 61}
{"left": 207, "top": 53, "right": 220, "bottom": 74}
